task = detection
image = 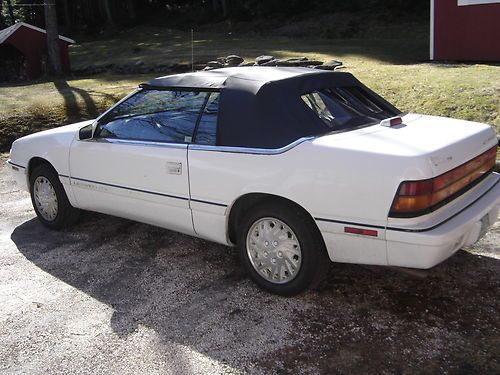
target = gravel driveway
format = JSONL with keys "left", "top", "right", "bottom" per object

{"left": 1, "top": 154, "right": 499, "bottom": 375}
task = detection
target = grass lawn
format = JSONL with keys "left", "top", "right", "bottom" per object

{"left": 0, "top": 26, "right": 499, "bottom": 152}
{"left": 0, "top": 75, "right": 146, "bottom": 150}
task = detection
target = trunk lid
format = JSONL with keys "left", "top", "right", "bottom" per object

{"left": 314, "top": 113, "right": 497, "bottom": 177}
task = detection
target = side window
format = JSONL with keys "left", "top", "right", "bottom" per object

{"left": 195, "top": 92, "right": 220, "bottom": 146}
{"left": 301, "top": 86, "right": 397, "bottom": 131}
{"left": 301, "top": 92, "right": 334, "bottom": 126}
{"left": 98, "top": 89, "right": 208, "bottom": 143}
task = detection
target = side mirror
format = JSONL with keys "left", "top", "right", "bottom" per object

{"left": 79, "top": 124, "right": 93, "bottom": 140}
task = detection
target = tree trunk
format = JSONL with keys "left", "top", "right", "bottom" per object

{"left": 103, "top": 0, "right": 114, "bottom": 25}
{"left": 220, "top": 0, "right": 227, "bottom": 17}
{"left": 61, "top": 0, "right": 72, "bottom": 31}
{"left": 212, "top": 0, "right": 227, "bottom": 16}
{"left": 44, "top": 0, "right": 63, "bottom": 76}
{"left": 0, "top": 1, "right": 5, "bottom": 29}
{"left": 6, "top": 0, "right": 16, "bottom": 24}
{"left": 126, "top": 0, "right": 136, "bottom": 20}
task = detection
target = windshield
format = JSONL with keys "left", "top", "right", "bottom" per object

{"left": 301, "top": 86, "right": 398, "bottom": 131}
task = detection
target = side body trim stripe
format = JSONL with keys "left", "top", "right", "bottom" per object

{"left": 67, "top": 176, "right": 228, "bottom": 207}
{"left": 59, "top": 172, "right": 497, "bottom": 232}
{"left": 190, "top": 198, "right": 227, "bottom": 207}
{"left": 314, "top": 217, "right": 385, "bottom": 230}
{"left": 69, "top": 176, "right": 189, "bottom": 201}
{"left": 7, "top": 160, "right": 26, "bottom": 169}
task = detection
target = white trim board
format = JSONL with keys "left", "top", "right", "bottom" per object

{"left": 0, "top": 22, "right": 75, "bottom": 44}
{"left": 458, "top": 0, "right": 500, "bottom": 6}
{"left": 430, "top": 0, "right": 435, "bottom": 60}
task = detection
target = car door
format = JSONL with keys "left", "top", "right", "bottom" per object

{"left": 69, "top": 89, "right": 208, "bottom": 236}
{"left": 187, "top": 92, "right": 231, "bottom": 243}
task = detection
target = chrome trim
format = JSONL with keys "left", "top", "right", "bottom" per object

{"left": 93, "top": 138, "right": 188, "bottom": 149}
{"left": 87, "top": 135, "right": 313, "bottom": 153}
{"left": 188, "top": 136, "right": 314, "bottom": 155}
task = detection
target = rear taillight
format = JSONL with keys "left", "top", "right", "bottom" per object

{"left": 390, "top": 146, "right": 497, "bottom": 217}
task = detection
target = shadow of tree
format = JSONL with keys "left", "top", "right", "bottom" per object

{"left": 53, "top": 80, "right": 99, "bottom": 122}
{"left": 10, "top": 214, "right": 500, "bottom": 374}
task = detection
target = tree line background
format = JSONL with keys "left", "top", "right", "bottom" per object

{"left": 0, "top": 0, "right": 428, "bottom": 35}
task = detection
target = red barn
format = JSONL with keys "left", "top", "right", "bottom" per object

{"left": 0, "top": 22, "right": 75, "bottom": 81}
{"left": 430, "top": 0, "right": 500, "bottom": 61}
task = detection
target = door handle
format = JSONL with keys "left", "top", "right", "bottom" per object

{"left": 166, "top": 162, "right": 182, "bottom": 175}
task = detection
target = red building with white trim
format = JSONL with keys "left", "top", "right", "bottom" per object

{"left": 0, "top": 22, "right": 75, "bottom": 81}
{"left": 430, "top": 0, "right": 500, "bottom": 61}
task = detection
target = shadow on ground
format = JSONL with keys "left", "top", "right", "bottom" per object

{"left": 53, "top": 80, "right": 100, "bottom": 122}
{"left": 10, "top": 213, "right": 500, "bottom": 374}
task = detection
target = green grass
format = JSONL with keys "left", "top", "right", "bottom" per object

{"left": 70, "top": 26, "right": 428, "bottom": 69}
{"left": 0, "top": 25, "right": 499, "bottom": 152}
{"left": 0, "top": 75, "right": 147, "bottom": 150}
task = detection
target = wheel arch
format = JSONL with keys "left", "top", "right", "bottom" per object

{"left": 27, "top": 157, "right": 57, "bottom": 189}
{"left": 226, "top": 192, "right": 324, "bottom": 246}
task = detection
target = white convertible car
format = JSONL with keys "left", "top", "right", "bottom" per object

{"left": 7, "top": 67, "right": 500, "bottom": 295}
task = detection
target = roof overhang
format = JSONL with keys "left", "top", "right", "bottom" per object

{"left": 0, "top": 22, "right": 75, "bottom": 45}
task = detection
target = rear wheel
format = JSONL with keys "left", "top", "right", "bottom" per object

{"left": 29, "top": 164, "right": 80, "bottom": 229}
{"left": 238, "top": 202, "right": 329, "bottom": 296}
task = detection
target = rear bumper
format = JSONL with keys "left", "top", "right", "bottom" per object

{"left": 386, "top": 173, "right": 500, "bottom": 268}
{"left": 6, "top": 159, "right": 28, "bottom": 191}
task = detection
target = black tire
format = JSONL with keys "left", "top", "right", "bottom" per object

{"left": 29, "top": 163, "right": 80, "bottom": 230}
{"left": 237, "top": 202, "right": 330, "bottom": 296}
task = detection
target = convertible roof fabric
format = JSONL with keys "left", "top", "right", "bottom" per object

{"left": 141, "top": 67, "right": 400, "bottom": 149}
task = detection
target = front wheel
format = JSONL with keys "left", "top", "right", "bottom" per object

{"left": 29, "top": 164, "right": 80, "bottom": 230}
{"left": 238, "top": 203, "right": 330, "bottom": 296}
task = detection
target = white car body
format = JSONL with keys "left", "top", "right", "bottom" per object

{"left": 7, "top": 67, "right": 500, "bottom": 274}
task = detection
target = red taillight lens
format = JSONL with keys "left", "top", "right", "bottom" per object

{"left": 390, "top": 146, "right": 497, "bottom": 217}
{"left": 397, "top": 180, "right": 433, "bottom": 196}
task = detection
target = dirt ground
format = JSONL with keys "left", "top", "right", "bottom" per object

{"left": 0, "top": 154, "right": 499, "bottom": 375}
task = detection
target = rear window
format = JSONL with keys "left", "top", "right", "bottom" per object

{"left": 301, "top": 86, "right": 398, "bottom": 131}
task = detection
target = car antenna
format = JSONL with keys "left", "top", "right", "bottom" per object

{"left": 191, "top": 28, "right": 194, "bottom": 72}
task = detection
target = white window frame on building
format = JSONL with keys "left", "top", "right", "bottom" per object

{"left": 457, "top": 0, "right": 500, "bottom": 6}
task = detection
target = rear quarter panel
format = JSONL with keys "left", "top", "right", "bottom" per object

{"left": 189, "top": 130, "right": 432, "bottom": 231}
{"left": 189, "top": 117, "right": 496, "bottom": 265}
{"left": 188, "top": 134, "right": 422, "bottom": 266}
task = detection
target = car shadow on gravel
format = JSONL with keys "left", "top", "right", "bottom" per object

{"left": 10, "top": 214, "right": 500, "bottom": 374}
